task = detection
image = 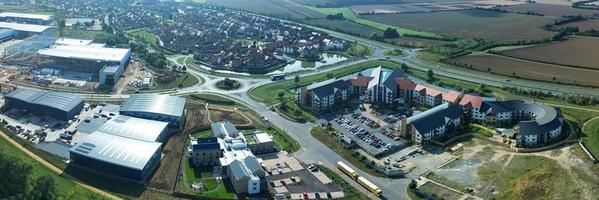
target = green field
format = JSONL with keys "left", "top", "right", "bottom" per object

{"left": 0, "top": 134, "right": 107, "bottom": 199}
{"left": 127, "top": 28, "right": 158, "bottom": 45}
{"left": 478, "top": 155, "right": 581, "bottom": 199}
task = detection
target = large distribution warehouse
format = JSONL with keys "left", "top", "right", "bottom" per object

{"left": 3, "top": 88, "right": 84, "bottom": 120}
{"left": 120, "top": 94, "right": 186, "bottom": 128}
{"left": 69, "top": 132, "right": 162, "bottom": 183}
{"left": 0, "top": 12, "right": 53, "bottom": 25}
{"left": 96, "top": 115, "right": 169, "bottom": 142}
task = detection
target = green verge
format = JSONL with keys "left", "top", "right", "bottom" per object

{"left": 583, "top": 117, "right": 599, "bottom": 162}
{"left": 153, "top": 74, "right": 199, "bottom": 89}
{"left": 311, "top": 127, "right": 383, "bottom": 177}
{"left": 0, "top": 132, "right": 108, "bottom": 199}
{"left": 318, "top": 165, "right": 370, "bottom": 200}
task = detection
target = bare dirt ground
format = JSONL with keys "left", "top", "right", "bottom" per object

{"left": 114, "top": 60, "right": 142, "bottom": 94}
{"left": 430, "top": 138, "right": 599, "bottom": 199}
{"left": 144, "top": 102, "right": 212, "bottom": 195}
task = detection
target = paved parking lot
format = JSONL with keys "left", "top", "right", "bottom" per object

{"left": 330, "top": 113, "right": 409, "bottom": 157}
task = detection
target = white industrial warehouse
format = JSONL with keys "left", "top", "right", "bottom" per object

{"left": 69, "top": 94, "right": 186, "bottom": 184}
{"left": 120, "top": 94, "right": 186, "bottom": 128}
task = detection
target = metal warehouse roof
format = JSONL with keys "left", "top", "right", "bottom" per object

{"left": 37, "top": 44, "right": 130, "bottom": 62}
{"left": 0, "top": 22, "right": 51, "bottom": 33}
{"left": 5, "top": 88, "right": 83, "bottom": 113}
{"left": 70, "top": 132, "right": 162, "bottom": 170}
{"left": 120, "top": 94, "right": 186, "bottom": 118}
{"left": 0, "top": 12, "right": 52, "bottom": 20}
{"left": 54, "top": 38, "right": 93, "bottom": 46}
{"left": 96, "top": 115, "right": 169, "bottom": 142}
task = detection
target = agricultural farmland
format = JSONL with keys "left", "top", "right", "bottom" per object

{"left": 385, "top": 37, "right": 448, "bottom": 48}
{"left": 498, "top": 36, "right": 599, "bottom": 70}
{"left": 205, "top": 0, "right": 325, "bottom": 19}
{"left": 503, "top": 3, "right": 599, "bottom": 17}
{"left": 557, "top": 19, "right": 599, "bottom": 32}
{"left": 363, "top": 9, "right": 557, "bottom": 43}
{"left": 448, "top": 54, "right": 599, "bottom": 86}
{"left": 299, "top": 18, "right": 383, "bottom": 38}
{"left": 350, "top": 0, "right": 525, "bottom": 14}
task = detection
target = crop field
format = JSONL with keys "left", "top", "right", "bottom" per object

{"left": 503, "top": 3, "right": 599, "bottom": 17}
{"left": 306, "top": 6, "right": 442, "bottom": 38}
{"left": 363, "top": 10, "right": 556, "bottom": 43}
{"left": 300, "top": 18, "right": 382, "bottom": 38}
{"left": 350, "top": 0, "right": 524, "bottom": 14}
{"left": 385, "top": 37, "right": 447, "bottom": 47}
{"left": 557, "top": 19, "right": 599, "bottom": 32}
{"left": 448, "top": 54, "right": 599, "bottom": 86}
{"left": 499, "top": 36, "right": 599, "bottom": 70}
{"left": 205, "top": 0, "right": 325, "bottom": 19}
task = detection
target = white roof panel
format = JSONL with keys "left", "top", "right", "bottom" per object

{"left": 38, "top": 44, "right": 130, "bottom": 62}
{"left": 54, "top": 38, "right": 93, "bottom": 46}
{"left": 0, "top": 22, "right": 51, "bottom": 33}
{"left": 0, "top": 12, "right": 52, "bottom": 20}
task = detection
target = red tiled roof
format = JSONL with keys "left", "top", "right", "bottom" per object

{"left": 459, "top": 94, "right": 484, "bottom": 109}
{"left": 348, "top": 76, "right": 373, "bottom": 87}
{"left": 443, "top": 91, "right": 462, "bottom": 103}
{"left": 395, "top": 78, "right": 416, "bottom": 90}
{"left": 415, "top": 84, "right": 442, "bottom": 97}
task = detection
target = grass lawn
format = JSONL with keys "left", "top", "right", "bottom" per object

{"left": 154, "top": 74, "right": 199, "bottom": 89}
{"left": 418, "top": 181, "right": 463, "bottom": 200}
{"left": 318, "top": 165, "right": 370, "bottom": 200}
{"left": 311, "top": 127, "right": 383, "bottom": 177}
{"left": 182, "top": 158, "right": 236, "bottom": 199}
{"left": 304, "top": 6, "right": 440, "bottom": 38}
{"left": 477, "top": 155, "right": 581, "bottom": 199}
{"left": 583, "top": 117, "right": 599, "bottom": 161}
{"left": 470, "top": 124, "right": 494, "bottom": 137}
{"left": 0, "top": 133, "right": 108, "bottom": 199}
{"left": 346, "top": 43, "right": 374, "bottom": 57}
{"left": 126, "top": 28, "right": 158, "bottom": 45}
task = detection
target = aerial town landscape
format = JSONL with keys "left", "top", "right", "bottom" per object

{"left": 0, "top": 0, "right": 598, "bottom": 200}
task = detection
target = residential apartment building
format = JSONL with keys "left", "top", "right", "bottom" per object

{"left": 298, "top": 79, "right": 351, "bottom": 111}
{"left": 402, "top": 103, "right": 463, "bottom": 145}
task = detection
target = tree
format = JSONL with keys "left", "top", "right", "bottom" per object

{"left": 58, "top": 19, "right": 66, "bottom": 37}
{"left": 384, "top": 27, "right": 399, "bottom": 38}
{"left": 409, "top": 179, "right": 417, "bottom": 189}
{"left": 30, "top": 175, "right": 57, "bottom": 200}
{"left": 326, "top": 72, "right": 334, "bottom": 79}
{"left": 426, "top": 69, "right": 434, "bottom": 81}
{"left": 0, "top": 149, "right": 32, "bottom": 198}
{"left": 294, "top": 75, "right": 300, "bottom": 84}
{"left": 401, "top": 63, "right": 409, "bottom": 72}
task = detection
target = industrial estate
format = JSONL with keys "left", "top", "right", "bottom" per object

{"left": 0, "top": 1, "right": 598, "bottom": 200}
